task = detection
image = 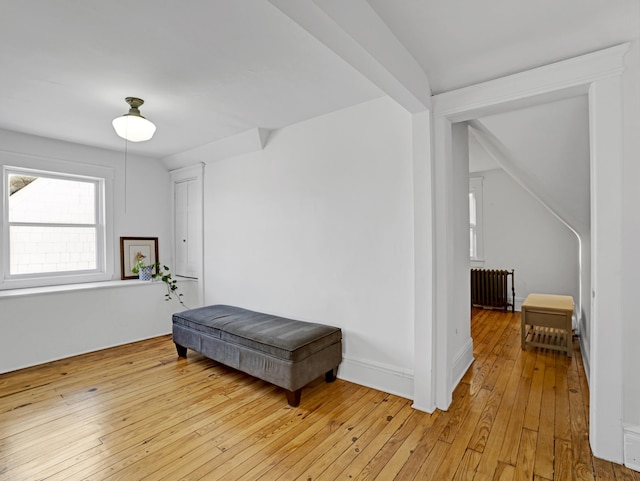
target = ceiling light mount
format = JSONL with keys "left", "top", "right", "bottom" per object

{"left": 112, "top": 96, "right": 156, "bottom": 142}
{"left": 124, "top": 96, "right": 144, "bottom": 113}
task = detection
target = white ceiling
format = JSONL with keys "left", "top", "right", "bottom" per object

{"left": 0, "top": 1, "right": 383, "bottom": 158}
{"left": 0, "top": 1, "right": 637, "bottom": 160}
{"left": 367, "top": 0, "right": 639, "bottom": 94}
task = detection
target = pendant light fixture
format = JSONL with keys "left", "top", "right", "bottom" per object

{"left": 112, "top": 97, "right": 156, "bottom": 142}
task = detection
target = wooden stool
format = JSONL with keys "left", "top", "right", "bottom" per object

{"left": 521, "top": 293, "right": 574, "bottom": 357}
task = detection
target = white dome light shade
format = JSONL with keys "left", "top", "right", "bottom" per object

{"left": 112, "top": 97, "right": 156, "bottom": 142}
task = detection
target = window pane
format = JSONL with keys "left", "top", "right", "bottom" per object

{"left": 8, "top": 175, "right": 96, "bottom": 224}
{"left": 470, "top": 227, "right": 476, "bottom": 258}
{"left": 10, "top": 226, "right": 97, "bottom": 274}
{"left": 469, "top": 192, "right": 476, "bottom": 225}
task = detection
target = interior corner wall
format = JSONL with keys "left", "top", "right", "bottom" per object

{"left": 201, "top": 96, "right": 416, "bottom": 399}
{"left": 478, "top": 169, "right": 580, "bottom": 309}
{"left": 0, "top": 129, "right": 177, "bottom": 373}
{"left": 450, "top": 123, "right": 473, "bottom": 385}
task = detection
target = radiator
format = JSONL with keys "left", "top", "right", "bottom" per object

{"left": 471, "top": 269, "right": 515, "bottom": 312}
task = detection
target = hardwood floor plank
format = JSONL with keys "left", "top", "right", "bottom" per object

{"left": 612, "top": 464, "right": 640, "bottom": 481}
{"left": 199, "top": 383, "right": 379, "bottom": 481}
{"left": 0, "top": 336, "right": 171, "bottom": 398}
{"left": 255, "top": 388, "right": 386, "bottom": 481}
{"left": 287, "top": 394, "right": 406, "bottom": 481}
{"left": 0, "top": 351, "right": 216, "bottom": 441}
{"left": 385, "top": 406, "right": 453, "bottom": 479}
{"left": 87, "top": 385, "right": 287, "bottom": 480}
{"left": 429, "top": 388, "right": 491, "bottom": 480}
{"left": 533, "top": 351, "right": 556, "bottom": 480}
{"left": 405, "top": 440, "right": 452, "bottom": 481}
{"left": 567, "top": 348, "right": 596, "bottom": 481}
{"left": 497, "top": 350, "right": 536, "bottom": 466}
{"left": 228, "top": 384, "right": 369, "bottom": 481}
{"left": 514, "top": 427, "right": 537, "bottom": 481}
{"left": 496, "top": 316, "right": 522, "bottom": 361}
{"left": 467, "top": 357, "right": 515, "bottom": 454}
{"left": 349, "top": 409, "right": 428, "bottom": 481}
{"left": 439, "top": 382, "right": 472, "bottom": 443}
{"left": 469, "top": 309, "right": 493, "bottom": 346}
{"left": 472, "top": 359, "right": 526, "bottom": 480}
{"left": 266, "top": 393, "right": 387, "bottom": 480}
{"left": 451, "top": 447, "right": 482, "bottom": 480}
{"left": 371, "top": 408, "right": 444, "bottom": 481}
{"left": 593, "top": 457, "right": 617, "bottom": 480}
{"left": 310, "top": 396, "right": 412, "bottom": 481}
{"left": 2, "top": 362, "right": 241, "bottom": 470}
{"left": 491, "top": 461, "right": 516, "bottom": 481}
{"left": 481, "top": 353, "right": 512, "bottom": 392}
{"left": 0, "top": 310, "right": 634, "bottom": 481}
{"left": 321, "top": 399, "right": 418, "bottom": 481}
{"left": 44, "top": 378, "right": 281, "bottom": 480}
{"left": 554, "top": 354, "right": 572, "bottom": 442}
{"left": 523, "top": 352, "right": 547, "bottom": 431}
{"left": 555, "top": 437, "right": 574, "bottom": 481}
{"left": 463, "top": 352, "right": 495, "bottom": 397}
{"left": 0, "top": 359, "right": 232, "bottom": 458}
{"left": 476, "top": 310, "right": 513, "bottom": 361}
{"left": 391, "top": 377, "right": 481, "bottom": 480}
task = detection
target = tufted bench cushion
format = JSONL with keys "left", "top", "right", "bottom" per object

{"left": 172, "top": 304, "right": 342, "bottom": 406}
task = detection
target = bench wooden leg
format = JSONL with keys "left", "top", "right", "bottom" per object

{"left": 175, "top": 343, "right": 187, "bottom": 358}
{"left": 286, "top": 389, "right": 301, "bottom": 407}
{"left": 325, "top": 367, "right": 338, "bottom": 383}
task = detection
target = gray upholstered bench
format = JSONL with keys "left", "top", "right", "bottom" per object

{"left": 172, "top": 304, "right": 342, "bottom": 406}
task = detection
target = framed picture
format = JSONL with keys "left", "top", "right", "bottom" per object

{"left": 120, "top": 237, "right": 159, "bottom": 280}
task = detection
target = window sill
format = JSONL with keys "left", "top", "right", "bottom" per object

{"left": 0, "top": 278, "right": 196, "bottom": 299}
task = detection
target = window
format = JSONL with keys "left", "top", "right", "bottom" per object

{"left": 2, "top": 162, "right": 113, "bottom": 289}
{"left": 469, "top": 176, "right": 484, "bottom": 262}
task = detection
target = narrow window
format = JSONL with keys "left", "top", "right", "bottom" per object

{"left": 469, "top": 176, "right": 484, "bottom": 262}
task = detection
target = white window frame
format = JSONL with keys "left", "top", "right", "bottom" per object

{"left": 469, "top": 176, "right": 484, "bottom": 265}
{"left": 1, "top": 154, "right": 114, "bottom": 290}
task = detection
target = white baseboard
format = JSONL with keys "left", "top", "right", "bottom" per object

{"left": 338, "top": 339, "right": 474, "bottom": 409}
{"left": 452, "top": 338, "right": 474, "bottom": 389}
{"left": 513, "top": 296, "right": 525, "bottom": 312}
{"left": 338, "top": 355, "right": 414, "bottom": 401}
{"left": 624, "top": 425, "right": 640, "bottom": 472}
{"left": 470, "top": 297, "right": 524, "bottom": 311}
{"left": 579, "top": 333, "right": 590, "bottom": 386}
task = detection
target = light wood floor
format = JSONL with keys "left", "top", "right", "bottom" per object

{"left": 1, "top": 309, "right": 638, "bottom": 481}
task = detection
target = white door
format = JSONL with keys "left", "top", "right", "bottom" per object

{"left": 174, "top": 178, "right": 201, "bottom": 279}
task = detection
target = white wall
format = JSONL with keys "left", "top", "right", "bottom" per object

{"left": 477, "top": 169, "right": 580, "bottom": 309}
{"left": 202, "top": 97, "right": 416, "bottom": 398}
{"left": 621, "top": 40, "right": 640, "bottom": 429}
{"left": 451, "top": 123, "right": 473, "bottom": 385}
{"left": 0, "top": 129, "right": 193, "bottom": 374}
{"left": 0, "top": 282, "right": 193, "bottom": 373}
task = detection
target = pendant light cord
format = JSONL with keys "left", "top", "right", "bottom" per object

{"left": 124, "top": 136, "right": 128, "bottom": 214}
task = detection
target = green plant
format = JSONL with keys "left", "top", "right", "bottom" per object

{"left": 152, "top": 263, "right": 188, "bottom": 308}
{"left": 131, "top": 257, "right": 146, "bottom": 274}
{"left": 131, "top": 251, "right": 152, "bottom": 274}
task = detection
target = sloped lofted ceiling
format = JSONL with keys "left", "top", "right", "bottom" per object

{"left": 0, "top": 0, "right": 637, "bottom": 163}
{"left": 470, "top": 96, "right": 591, "bottom": 236}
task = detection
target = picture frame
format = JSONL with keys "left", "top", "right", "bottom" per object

{"left": 120, "top": 237, "right": 159, "bottom": 280}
